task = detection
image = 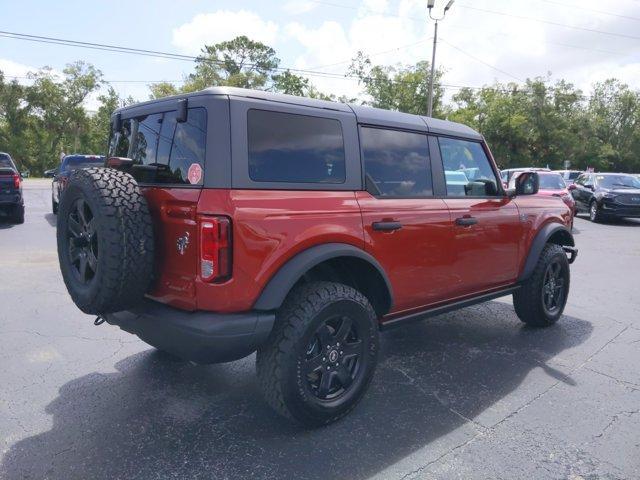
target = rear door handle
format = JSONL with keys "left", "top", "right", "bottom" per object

{"left": 372, "top": 221, "right": 402, "bottom": 231}
{"left": 455, "top": 216, "right": 478, "bottom": 226}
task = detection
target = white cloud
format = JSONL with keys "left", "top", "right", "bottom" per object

{"left": 0, "top": 58, "right": 39, "bottom": 80}
{"left": 282, "top": 0, "right": 318, "bottom": 15}
{"left": 172, "top": 10, "right": 279, "bottom": 55}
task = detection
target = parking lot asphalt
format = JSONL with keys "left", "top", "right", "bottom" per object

{"left": 1, "top": 180, "right": 639, "bottom": 480}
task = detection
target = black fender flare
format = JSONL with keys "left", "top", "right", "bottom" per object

{"left": 253, "top": 243, "right": 394, "bottom": 312}
{"left": 518, "top": 223, "right": 575, "bottom": 282}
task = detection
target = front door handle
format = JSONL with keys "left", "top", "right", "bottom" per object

{"left": 455, "top": 216, "right": 478, "bottom": 226}
{"left": 372, "top": 221, "right": 402, "bottom": 231}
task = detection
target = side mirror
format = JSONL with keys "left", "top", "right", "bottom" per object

{"left": 43, "top": 169, "right": 56, "bottom": 178}
{"left": 586, "top": 184, "right": 594, "bottom": 191}
{"left": 512, "top": 171, "right": 539, "bottom": 196}
{"left": 567, "top": 183, "right": 577, "bottom": 191}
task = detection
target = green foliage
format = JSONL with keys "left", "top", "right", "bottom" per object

{"left": 348, "top": 51, "right": 445, "bottom": 117}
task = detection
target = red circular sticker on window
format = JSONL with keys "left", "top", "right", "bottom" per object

{"left": 187, "top": 163, "right": 202, "bottom": 185}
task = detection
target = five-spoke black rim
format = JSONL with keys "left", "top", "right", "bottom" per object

{"left": 67, "top": 198, "right": 98, "bottom": 285}
{"left": 542, "top": 259, "right": 565, "bottom": 315}
{"left": 304, "top": 316, "right": 363, "bottom": 400}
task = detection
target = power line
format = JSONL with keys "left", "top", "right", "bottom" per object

{"left": 439, "top": 38, "right": 524, "bottom": 82}
{"left": 455, "top": 3, "right": 640, "bottom": 41}
{"left": 540, "top": 0, "right": 640, "bottom": 22}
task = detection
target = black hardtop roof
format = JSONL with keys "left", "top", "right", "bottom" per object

{"left": 114, "top": 86, "right": 482, "bottom": 140}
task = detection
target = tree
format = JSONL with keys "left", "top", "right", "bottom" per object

{"left": 348, "top": 51, "right": 445, "bottom": 117}
{"left": 184, "top": 35, "right": 279, "bottom": 91}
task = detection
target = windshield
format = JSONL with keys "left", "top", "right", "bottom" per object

{"left": 62, "top": 155, "right": 104, "bottom": 171}
{"left": 538, "top": 173, "right": 566, "bottom": 190}
{"left": 596, "top": 174, "right": 640, "bottom": 189}
{"left": 0, "top": 154, "right": 15, "bottom": 170}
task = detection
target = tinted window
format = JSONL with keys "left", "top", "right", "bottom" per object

{"left": 361, "top": 127, "right": 432, "bottom": 197}
{"left": 108, "top": 107, "right": 206, "bottom": 185}
{"left": 62, "top": 155, "right": 104, "bottom": 172}
{"left": 0, "top": 154, "right": 15, "bottom": 170}
{"left": 248, "top": 110, "right": 345, "bottom": 184}
{"left": 538, "top": 173, "right": 566, "bottom": 190}
{"left": 439, "top": 138, "right": 499, "bottom": 196}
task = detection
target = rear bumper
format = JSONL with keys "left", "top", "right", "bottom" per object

{"left": 104, "top": 299, "right": 275, "bottom": 364}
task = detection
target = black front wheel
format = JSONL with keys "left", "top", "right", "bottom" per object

{"left": 257, "top": 282, "right": 379, "bottom": 426}
{"left": 514, "top": 243, "right": 570, "bottom": 327}
{"left": 589, "top": 200, "right": 602, "bottom": 223}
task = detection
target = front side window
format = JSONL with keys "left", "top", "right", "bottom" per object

{"left": 248, "top": 109, "right": 345, "bottom": 184}
{"left": 360, "top": 127, "right": 432, "bottom": 197}
{"left": 439, "top": 137, "right": 499, "bottom": 196}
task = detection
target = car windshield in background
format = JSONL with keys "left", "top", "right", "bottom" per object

{"left": 63, "top": 156, "right": 104, "bottom": 171}
{"left": 0, "top": 154, "right": 15, "bottom": 170}
{"left": 596, "top": 175, "right": 640, "bottom": 189}
{"left": 538, "top": 173, "right": 566, "bottom": 190}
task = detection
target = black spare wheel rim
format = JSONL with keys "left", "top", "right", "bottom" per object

{"left": 542, "top": 258, "right": 566, "bottom": 316}
{"left": 303, "top": 314, "right": 364, "bottom": 401}
{"left": 67, "top": 198, "right": 98, "bottom": 285}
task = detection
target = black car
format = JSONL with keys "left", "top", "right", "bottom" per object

{"left": 0, "top": 152, "right": 24, "bottom": 224}
{"left": 48, "top": 154, "right": 105, "bottom": 214}
{"left": 570, "top": 172, "right": 640, "bottom": 222}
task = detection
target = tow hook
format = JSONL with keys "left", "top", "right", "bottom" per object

{"left": 94, "top": 315, "right": 106, "bottom": 326}
{"left": 563, "top": 246, "right": 578, "bottom": 264}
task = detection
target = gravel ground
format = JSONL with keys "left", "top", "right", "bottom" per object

{"left": 1, "top": 180, "right": 639, "bottom": 480}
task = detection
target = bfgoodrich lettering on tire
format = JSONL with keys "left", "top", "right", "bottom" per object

{"left": 256, "top": 281, "right": 379, "bottom": 426}
{"left": 56, "top": 167, "right": 154, "bottom": 315}
{"left": 513, "top": 243, "right": 570, "bottom": 327}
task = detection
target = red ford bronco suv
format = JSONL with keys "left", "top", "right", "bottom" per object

{"left": 56, "top": 87, "right": 577, "bottom": 426}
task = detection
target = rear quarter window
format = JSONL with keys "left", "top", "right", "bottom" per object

{"left": 247, "top": 109, "right": 346, "bottom": 184}
{"left": 109, "top": 107, "right": 206, "bottom": 186}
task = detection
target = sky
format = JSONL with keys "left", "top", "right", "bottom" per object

{"left": 1, "top": 0, "right": 640, "bottom": 110}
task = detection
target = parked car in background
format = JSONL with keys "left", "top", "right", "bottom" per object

{"left": 536, "top": 172, "right": 576, "bottom": 226}
{"left": 570, "top": 172, "right": 640, "bottom": 222}
{"left": 48, "top": 154, "right": 105, "bottom": 214}
{"left": 0, "top": 152, "right": 24, "bottom": 224}
{"left": 500, "top": 167, "right": 550, "bottom": 188}
{"left": 555, "top": 170, "right": 583, "bottom": 185}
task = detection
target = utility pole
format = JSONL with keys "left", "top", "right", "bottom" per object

{"left": 427, "top": 0, "right": 455, "bottom": 117}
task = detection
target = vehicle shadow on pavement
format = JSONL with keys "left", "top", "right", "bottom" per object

{"left": 1, "top": 302, "right": 592, "bottom": 480}
{"left": 44, "top": 213, "right": 57, "bottom": 227}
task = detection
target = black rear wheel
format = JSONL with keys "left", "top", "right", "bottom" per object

{"left": 13, "top": 204, "right": 24, "bottom": 224}
{"left": 257, "top": 282, "right": 379, "bottom": 426}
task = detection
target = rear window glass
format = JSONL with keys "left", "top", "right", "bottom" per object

{"left": 109, "top": 107, "right": 206, "bottom": 185}
{"left": 247, "top": 109, "right": 345, "bottom": 184}
{"left": 62, "top": 156, "right": 104, "bottom": 171}
{"left": 538, "top": 173, "right": 566, "bottom": 190}
{"left": 360, "top": 127, "right": 432, "bottom": 197}
{"left": 0, "top": 154, "right": 15, "bottom": 170}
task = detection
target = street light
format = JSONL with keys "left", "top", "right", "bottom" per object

{"left": 426, "top": 0, "right": 454, "bottom": 117}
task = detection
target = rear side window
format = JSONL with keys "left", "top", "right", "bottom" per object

{"left": 109, "top": 107, "right": 206, "bottom": 185}
{"left": 247, "top": 109, "right": 345, "bottom": 184}
{"left": 439, "top": 138, "right": 499, "bottom": 196}
{"left": 0, "top": 154, "right": 15, "bottom": 170}
{"left": 360, "top": 127, "right": 432, "bottom": 197}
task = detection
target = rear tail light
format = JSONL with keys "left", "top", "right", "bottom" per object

{"left": 13, "top": 173, "right": 21, "bottom": 189}
{"left": 199, "top": 216, "right": 232, "bottom": 283}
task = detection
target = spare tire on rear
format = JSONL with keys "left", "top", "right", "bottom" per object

{"left": 56, "top": 167, "right": 154, "bottom": 315}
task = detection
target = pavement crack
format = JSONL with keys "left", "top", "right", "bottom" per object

{"left": 594, "top": 409, "right": 640, "bottom": 439}
{"left": 389, "top": 363, "right": 488, "bottom": 432}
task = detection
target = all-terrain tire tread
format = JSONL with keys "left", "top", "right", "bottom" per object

{"left": 513, "top": 243, "right": 569, "bottom": 327}
{"left": 57, "top": 167, "right": 154, "bottom": 314}
{"left": 256, "top": 281, "right": 377, "bottom": 425}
